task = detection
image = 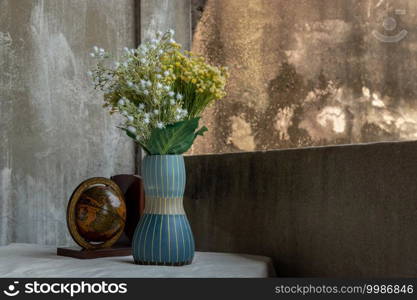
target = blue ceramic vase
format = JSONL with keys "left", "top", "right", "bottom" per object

{"left": 132, "top": 155, "right": 195, "bottom": 265}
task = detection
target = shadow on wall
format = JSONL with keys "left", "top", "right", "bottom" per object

{"left": 190, "top": 0, "right": 417, "bottom": 154}
{"left": 184, "top": 141, "right": 417, "bottom": 277}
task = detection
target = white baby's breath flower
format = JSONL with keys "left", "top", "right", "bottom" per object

{"left": 127, "top": 126, "right": 136, "bottom": 134}
{"left": 153, "top": 109, "right": 159, "bottom": 115}
{"left": 158, "top": 49, "right": 164, "bottom": 55}
{"left": 127, "top": 81, "right": 134, "bottom": 87}
{"left": 176, "top": 108, "right": 187, "bottom": 117}
{"left": 176, "top": 93, "right": 183, "bottom": 100}
{"left": 138, "top": 103, "right": 145, "bottom": 110}
{"left": 117, "top": 99, "right": 125, "bottom": 106}
{"left": 156, "top": 122, "right": 165, "bottom": 129}
{"left": 127, "top": 115, "right": 134, "bottom": 122}
{"left": 163, "top": 70, "right": 170, "bottom": 77}
{"left": 93, "top": 46, "right": 99, "bottom": 52}
{"left": 170, "top": 99, "right": 176, "bottom": 105}
{"left": 146, "top": 80, "right": 152, "bottom": 87}
{"left": 168, "top": 29, "right": 175, "bottom": 36}
{"left": 140, "top": 58, "right": 147, "bottom": 64}
{"left": 143, "top": 90, "right": 149, "bottom": 96}
{"left": 143, "top": 117, "right": 150, "bottom": 124}
{"left": 121, "top": 110, "right": 128, "bottom": 116}
{"left": 156, "top": 74, "right": 162, "bottom": 79}
{"left": 123, "top": 47, "right": 129, "bottom": 53}
{"left": 163, "top": 85, "right": 170, "bottom": 91}
{"left": 156, "top": 83, "right": 162, "bottom": 89}
{"left": 168, "top": 91, "right": 175, "bottom": 97}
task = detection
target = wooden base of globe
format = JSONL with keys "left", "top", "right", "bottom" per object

{"left": 57, "top": 246, "right": 132, "bottom": 259}
{"left": 134, "top": 259, "right": 193, "bottom": 266}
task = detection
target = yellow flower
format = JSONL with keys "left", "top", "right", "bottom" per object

{"left": 159, "top": 47, "right": 228, "bottom": 102}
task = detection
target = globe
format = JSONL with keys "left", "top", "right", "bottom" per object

{"left": 75, "top": 185, "right": 126, "bottom": 243}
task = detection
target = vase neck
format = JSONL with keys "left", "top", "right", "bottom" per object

{"left": 142, "top": 155, "right": 186, "bottom": 215}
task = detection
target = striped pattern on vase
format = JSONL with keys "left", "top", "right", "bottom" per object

{"left": 132, "top": 155, "right": 195, "bottom": 265}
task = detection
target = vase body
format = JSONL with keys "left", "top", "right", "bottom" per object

{"left": 132, "top": 155, "right": 195, "bottom": 265}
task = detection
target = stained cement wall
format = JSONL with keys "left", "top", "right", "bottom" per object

{"left": 184, "top": 141, "right": 417, "bottom": 277}
{"left": 0, "top": 0, "right": 136, "bottom": 246}
{"left": 191, "top": 0, "right": 417, "bottom": 154}
{"left": 140, "top": 0, "right": 191, "bottom": 50}
{"left": 138, "top": 0, "right": 191, "bottom": 169}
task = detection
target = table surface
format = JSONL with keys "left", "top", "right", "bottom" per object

{"left": 0, "top": 244, "right": 274, "bottom": 278}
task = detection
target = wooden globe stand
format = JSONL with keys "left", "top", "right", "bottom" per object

{"left": 57, "top": 175, "right": 144, "bottom": 259}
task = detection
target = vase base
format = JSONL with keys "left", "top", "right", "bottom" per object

{"left": 134, "top": 259, "right": 193, "bottom": 266}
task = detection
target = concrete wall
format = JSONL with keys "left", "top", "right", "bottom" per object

{"left": 0, "top": 0, "right": 136, "bottom": 246}
{"left": 191, "top": 0, "right": 417, "bottom": 154}
{"left": 140, "top": 0, "right": 191, "bottom": 49}
{"left": 184, "top": 141, "right": 417, "bottom": 277}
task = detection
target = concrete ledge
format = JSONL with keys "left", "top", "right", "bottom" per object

{"left": 184, "top": 141, "right": 417, "bottom": 277}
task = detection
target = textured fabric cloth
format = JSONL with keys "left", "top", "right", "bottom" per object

{"left": 0, "top": 244, "right": 275, "bottom": 278}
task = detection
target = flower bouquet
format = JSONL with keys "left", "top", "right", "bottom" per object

{"left": 89, "top": 29, "right": 227, "bottom": 155}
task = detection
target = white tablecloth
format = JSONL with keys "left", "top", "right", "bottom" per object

{"left": 0, "top": 244, "right": 274, "bottom": 278}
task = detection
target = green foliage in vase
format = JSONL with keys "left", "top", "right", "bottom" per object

{"left": 88, "top": 29, "right": 228, "bottom": 155}
{"left": 147, "top": 117, "right": 208, "bottom": 155}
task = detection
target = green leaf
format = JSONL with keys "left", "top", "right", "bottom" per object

{"left": 195, "top": 126, "right": 208, "bottom": 138}
{"left": 119, "top": 127, "right": 151, "bottom": 155}
{"left": 123, "top": 128, "right": 136, "bottom": 140}
{"left": 147, "top": 118, "right": 207, "bottom": 155}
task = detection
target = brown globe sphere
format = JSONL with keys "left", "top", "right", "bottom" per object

{"left": 75, "top": 185, "right": 126, "bottom": 243}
